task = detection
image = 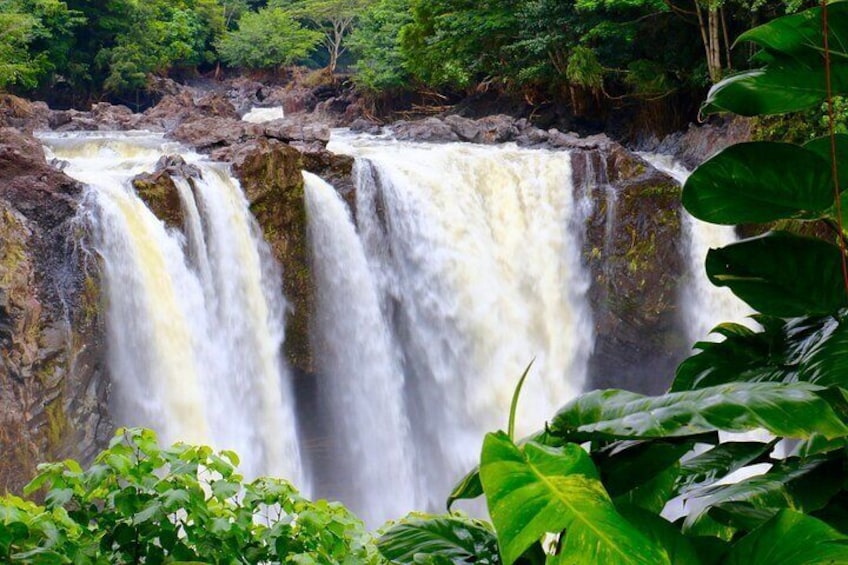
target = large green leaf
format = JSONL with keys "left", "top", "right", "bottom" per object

{"left": 682, "top": 143, "right": 833, "bottom": 224}
{"left": 550, "top": 382, "right": 848, "bottom": 442}
{"left": 616, "top": 505, "right": 703, "bottom": 565}
{"left": 479, "top": 432, "right": 668, "bottom": 565}
{"left": 683, "top": 454, "right": 844, "bottom": 536}
{"left": 705, "top": 232, "right": 848, "bottom": 317}
{"left": 672, "top": 323, "right": 787, "bottom": 392}
{"left": 703, "top": 2, "right": 848, "bottom": 116}
{"left": 593, "top": 440, "right": 694, "bottom": 513}
{"left": 804, "top": 134, "right": 848, "bottom": 188}
{"left": 724, "top": 509, "right": 848, "bottom": 564}
{"left": 377, "top": 514, "right": 500, "bottom": 564}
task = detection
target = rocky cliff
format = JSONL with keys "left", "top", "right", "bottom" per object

{"left": 0, "top": 127, "right": 109, "bottom": 494}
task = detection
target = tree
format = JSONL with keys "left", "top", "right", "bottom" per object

{"left": 277, "top": 0, "right": 372, "bottom": 72}
{"left": 347, "top": 0, "right": 413, "bottom": 95}
{"left": 217, "top": 6, "right": 321, "bottom": 70}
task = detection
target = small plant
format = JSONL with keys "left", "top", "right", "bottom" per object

{"left": 0, "top": 428, "right": 381, "bottom": 564}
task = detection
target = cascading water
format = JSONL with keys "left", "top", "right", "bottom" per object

{"left": 313, "top": 132, "right": 595, "bottom": 522}
{"left": 304, "top": 171, "right": 418, "bottom": 525}
{"left": 242, "top": 106, "right": 285, "bottom": 123}
{"left": 639, "top": 153, "right": 753, "bottom": 341}
{"left": 39, "top": 132, "right": 305, "bottom": 487}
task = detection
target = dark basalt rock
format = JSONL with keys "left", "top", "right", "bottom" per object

{"left": 572, "top": 144, "right": 688, "bottom": 395}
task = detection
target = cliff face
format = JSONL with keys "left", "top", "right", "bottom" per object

{"left": 0, "top": 127, "right": 110, "bottom": 493}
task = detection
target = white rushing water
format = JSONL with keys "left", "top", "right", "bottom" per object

{"left": 304, "top": 171, "right": 418, "bottom": 525}
{"left": 39, "top": 131, "right": 306, "bottom": 487}
{"left": 242, "top": 106, "right": 285, "bottom": 123}
{"left": 319, "top": 132, "right": 595, "bottom": 520}
{"left": 638, "top": 153, "right": 754, "bottom": 342}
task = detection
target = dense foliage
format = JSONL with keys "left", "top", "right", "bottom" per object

{"left": 0, "top": 0, "right": 823, "bottom": 115}
{"left": 1, "top": 428, "right": 380, "bottom": 563}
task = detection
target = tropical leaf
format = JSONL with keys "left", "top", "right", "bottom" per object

{"left": 377, "top": 514, "right": 500, "bottom": 564}
{"left": 705, "top": 232, "right": 848, "bottom": 317}
{"left": 616, "top": 505, "right": 703, "bottom": 565}
{"left": 804, "top": 134, "right": 848, "bottom": 187}
{"left": 446, "top": 467, "right": 482, "bottom": 510}
{"left": 550, "top": 382, "right": 848, "bottom": 442}
{"left": 676, "top": 441, "right": 774, "bottom": 496}
{"left": 703, "top": 2, "right": 848, "bottom": 115}
{"left": 682, "top": 143, "right": 833, "bottom": 224}
{"left": 683, "top": 454, "right": 844, "bottom": 536}
{"left": 724, "top": 509, "right": 848, "bottom": 564}
{"left": 672, "top": 323, "right": 787, "bottom": 392}
{"left": 479, "top": 432, "right": 667, "bottom": 565}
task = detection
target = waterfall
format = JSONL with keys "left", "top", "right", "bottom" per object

{"left": 304, "top": 172, "right": 417, "bottom": 526}
{"left": 638, "top": 153, "right": 753, "bottom": 342}
{"left": 40, "top": 132, "right": 305, "bottom": 487}
{"left": 317, "top": 132, "right": 595, "bottom": 521}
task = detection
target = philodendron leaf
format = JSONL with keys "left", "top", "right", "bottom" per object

{"left": 616, "top": 505, "right": 703, "bottom": 565}
{"left": 676, "top": 441, "right": 774, "bottom": 496}
{"left": 479, "top": 431, "right": 668, "bottom": 565}
{"left": 702, "top": 2, "right": 848, "bottom": 115}
{"left": 682, "top": 142, "right": 833, "bottom": 224}
{"left": 705, "top": 232, "right": 848, "bottom": 317}
{"left": 377, "top": 514, "right": 500, "bottom": 564}
{"left": 724, "top": 509, "right": 848, "bottom": 564}
{"left": 550, "top": 382, "right": 848, "bottom": 442}
{"left": 446, "top": 467, "right": 482, "bottom": 510}
{"left": 804, "top": 134, "right": 848, "bottom": 188}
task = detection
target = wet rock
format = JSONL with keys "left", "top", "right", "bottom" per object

{"left": 573, "top": 143, "right": 688, "bottom": 395}
{"left": 301, "top": 149, "right": 356, "bottom": 213}
{"left": 0, "top": 128, "right": 109, "bottom": 493}
{"left": 228, "top": 138, "right": 314, "bottom": 373}
{"left": 349, "top": 118, "right": 382, "bottom": 135}
{"left": 647, "top": 117, "right": 752, "bottom": 169}
{"left": 131, "top": 155, "right": 201, "bottom": 230}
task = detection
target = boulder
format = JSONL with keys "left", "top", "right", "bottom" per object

{"left": 392, "top": 117, "right": 460, "bottom": 143}
{"left": 573, "top": 143, "right": 688, "bottom": 395}
{"left": 172, "top": 117, "right": 263, "bottom": 150}
{"left": 0, "top": 94, "right": 50, "bottom": 130}
{"left": 264, "top": 116, "right": 331, "bottom": 146}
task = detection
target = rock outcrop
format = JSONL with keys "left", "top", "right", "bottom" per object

{"left": 0, "top": 127, "right": 109, "bottom": 493}
{"left": 573, "top": 145, "right": 687, "bottom": 394}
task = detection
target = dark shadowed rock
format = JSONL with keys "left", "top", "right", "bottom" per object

{"left": 349, "top": 118, "right": 382, "bottom": 135}
{"left": 573, "top": 143, "right": 688, "bottom": 395}
{"left": 0, "top": 128, "right": 109, "bottom": 494}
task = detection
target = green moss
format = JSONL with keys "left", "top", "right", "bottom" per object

{"left": 45, "top": 397, "right": 67, "bottom": 451}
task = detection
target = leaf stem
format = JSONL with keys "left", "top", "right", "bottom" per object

{"left": 508, "top": 360, "right": 535, "bottom": 441}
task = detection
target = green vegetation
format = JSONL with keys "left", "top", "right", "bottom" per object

{"left": 5, "top": 2, "right": 848, "bottom": 564}
{"left": 1, "top": 428, "right": 380, "bottom": 563}
{"left": 0, "top": 0, "right": 823, "bottom": 115}
{"left": 217, "top": 7, "right": 321, "bottom": 70}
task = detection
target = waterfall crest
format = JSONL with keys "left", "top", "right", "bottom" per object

{"left": 40, "top": 132, "right": 305, "bottom": 487}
